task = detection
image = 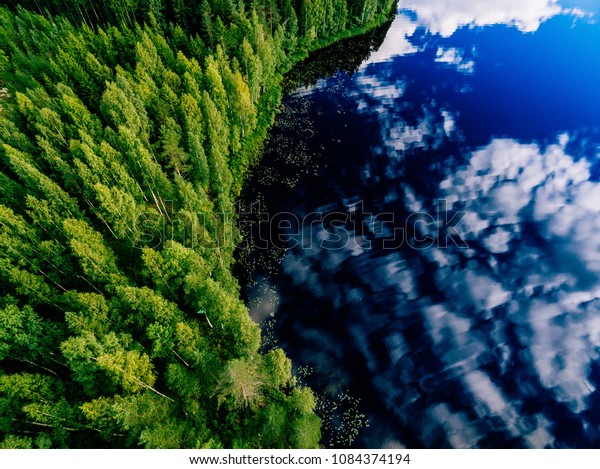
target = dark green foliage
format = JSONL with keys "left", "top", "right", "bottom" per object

{"left": 0, "top": 0, "right": 394, "bottom": 449}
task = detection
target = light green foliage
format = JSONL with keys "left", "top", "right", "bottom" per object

{"left": 93, "top": 183, "right": 145, "bottom": 242}
{"left": 0, "top": 435, "right": 33, "bottom": 448}
{"left": 3, "top": 144, "right": 82, "bottom": 219}
{"left": 96, "top": 348, "right": 157, "bottom": 394}
{"left": 0, "top": 304, "right": 44, "bottom": 361}
{"left": 264, "top": 348, "right": 293, "bottom": 390}
{"left": 62, "top": 218, "right": 123, "bottom": 286}
{"left": 101, "top": 74, "right": 150, "bottom": 141}
{"left": 159, "top": 117, "right": 190, "bottom": 178}
{"left": 217, "top": 356, "right": 264, "bottom": 409}
{"left": 80, "top": 396, "right": 124, "bottom": 438}
{"left": 63, "top": 292, "right": 111, "bottom": 336}
{"left": 290, "top": 413, "right": 322, "bottom": 448}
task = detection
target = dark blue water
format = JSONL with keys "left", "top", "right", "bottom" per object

{"left": 238, "top": 1, "right": 600, "bottom": 448}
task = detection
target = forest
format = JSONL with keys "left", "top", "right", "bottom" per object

{"left": 0, "top": 0, "right": 395, "bottom": 448}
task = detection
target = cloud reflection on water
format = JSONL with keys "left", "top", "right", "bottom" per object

{"left": 400, "top": 0, "right": 566, "bottom": 37}
{"left": 277, "top": 135, "right": 600, "bottom": 447}
{"left": 436, "top": 138, "right": 600, "bottom": 412}
{"left": 363, "top": 0, "right": 592, "bottom": 68}
{"left": 246, "top": 0, "right": 600, "bottom": 448}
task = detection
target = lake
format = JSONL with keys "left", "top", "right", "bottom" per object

{"left": 237, "top": 0, "right": 600, "bottom": 448}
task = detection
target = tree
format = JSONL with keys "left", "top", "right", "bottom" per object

{"left": 200, "top": 90, "right": 232, "bottom": 207}
{"left": 3, "top": 144, "right": 82, "bottom": 219}
{"left": 200, "top": 0, "right": 215, "bottom": 48}
{"left": 159, "top": 117, "right": 190, "bottom": 178}
{"left": 100, "top": 71, "right": 150, "bottom": 142}
{"left": 92, "top": 183, "right": 144, "bottom": 243}
{"left": 62, "top": 218, "right": 124, "bottom": 287}
{"left": 217, "top": 356, "right": 264, "bottom": 409}
{"left": 0, "top": 304, "right": 46, "bottom": 362}
{"left": 180, "top": 93, "right": 210, "bottom": 188}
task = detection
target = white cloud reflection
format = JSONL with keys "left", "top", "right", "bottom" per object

{"left": 363, "top": 0, "right": 590, "bottom": 66}
{"left": 435, "top": 47, "right": 475, "bottom": 73}
{"left": 274, "top": 129, "right": 600, "bottom": 446}
{"left": 363, "top": 13, "right": 419, "bottom": 65}
{"left": 271, "top": 2, "right": 600, "bottom": 447}
{"left": 401, "top": 0, "right": 565, "bottom": 37}
{"left": 436, "top": 137, "right": 600, "bottom": 413}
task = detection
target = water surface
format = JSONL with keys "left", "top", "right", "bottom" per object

{"left": 238, "top": 0, "right": 600, "bottom": 448}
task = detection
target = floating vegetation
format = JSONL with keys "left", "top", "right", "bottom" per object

{"left": 261, "top": 317, "right": 278, "bottom": 350}
{"left": 316, "top": 390, "right": 370, "bottom": 447}
{"left": 298, "top": 365, "right": 315, "bottom": 378}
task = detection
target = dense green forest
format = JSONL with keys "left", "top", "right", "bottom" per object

{"left": 0, "top": 0, "right": 395, "bottom": 448}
